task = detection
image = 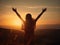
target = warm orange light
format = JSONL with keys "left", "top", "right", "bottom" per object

{"left": 13, "top": 20, "right": 22, "bottom": 27}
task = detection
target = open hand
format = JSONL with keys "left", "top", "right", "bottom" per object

{"left": 12, "top": 8, "right": 17, "bottom": 12}
{"left": 42, "top": 8, "right": 47, "bottom": 12}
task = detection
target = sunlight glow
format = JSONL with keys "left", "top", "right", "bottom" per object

{"left": 13, "top": 20, "right": 22, "bottom": 27}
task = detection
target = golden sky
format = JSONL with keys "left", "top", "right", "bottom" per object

{"left": 0, "top": 0, "right": 60, "bottom": 29}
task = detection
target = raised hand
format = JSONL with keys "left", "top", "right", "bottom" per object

{"left": 12, "top": 8, "right": 24, "bottom": 22}
{"left": 42, "top": 8, "right": 47, "bottom": 12}
{"left": 12, "top": 8, "right": 17, "bottom": 12}
{"left": 35, "top": 8, "right": 47, "bottom": 21}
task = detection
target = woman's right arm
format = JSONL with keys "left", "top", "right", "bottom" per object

{"left": 12, "top": 8, "right": 25, "bottom": 23}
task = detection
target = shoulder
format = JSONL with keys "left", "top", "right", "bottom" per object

{"left": 32, "top": 18, "right": 36, "bottom": 22}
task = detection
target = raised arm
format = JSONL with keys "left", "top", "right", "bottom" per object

{"left": 35, "top": 8, "right": 47, "bottom": 22}
{"left": 12, "top": 8, "right": 24, "bottom": 23}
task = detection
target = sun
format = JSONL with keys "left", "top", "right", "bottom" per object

{"left": 13, "top": 20, "right": 22, "bottom": 27}
{"left": 10, "top": 19, "right": 23, "bottom": 30}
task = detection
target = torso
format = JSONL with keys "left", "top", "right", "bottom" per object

{"left": 24, "top": 19, "right": 36, "bottom": 34}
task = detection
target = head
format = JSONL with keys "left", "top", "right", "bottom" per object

{"left": 26, "top": 13, "right": 32, "bottom": 20}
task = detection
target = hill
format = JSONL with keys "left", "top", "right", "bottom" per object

{"left": 0, "top": 28, "right": 60, "bottom": 45}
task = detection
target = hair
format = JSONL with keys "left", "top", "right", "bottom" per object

{"left": 26, "top": 13, "right": 32, "bottom": 20}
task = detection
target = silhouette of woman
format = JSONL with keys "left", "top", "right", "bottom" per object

{"left": 12, "top": 8, "right": 47, "bottom": 45}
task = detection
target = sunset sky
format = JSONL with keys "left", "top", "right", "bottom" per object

{"left": 0, "top": 0, "right": 60, "bottom": 29}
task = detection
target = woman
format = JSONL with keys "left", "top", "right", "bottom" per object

{"left": 12, "top": 8, "right": 47, "bottom": 45}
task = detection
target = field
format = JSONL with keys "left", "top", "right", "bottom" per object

{"left": 0, "top": 28, "right": 60, "bottom": 45}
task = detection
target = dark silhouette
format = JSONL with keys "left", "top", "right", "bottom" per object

{"left": 12, "top": 8, "right": 47, "bottom": 45}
